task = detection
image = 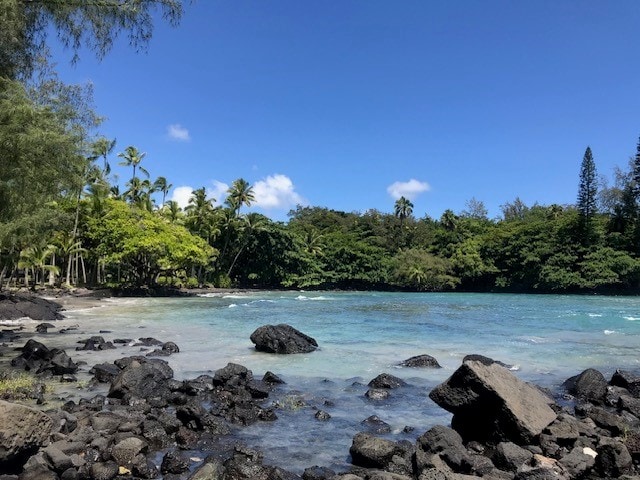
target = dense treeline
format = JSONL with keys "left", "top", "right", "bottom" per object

{"left": 1, "top": 1, "right": 640, "bottom": 294}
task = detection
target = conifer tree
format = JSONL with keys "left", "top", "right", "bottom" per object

{"left": 577, "top": 146, "right": 597, "bottom": 244}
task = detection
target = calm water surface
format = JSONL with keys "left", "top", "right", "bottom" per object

{"left": 53, "top": 292, "right": 640, "bottom": 472}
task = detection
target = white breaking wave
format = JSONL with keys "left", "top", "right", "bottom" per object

{"left": 228, "top": 304, "right": 238, "bottom": 308}
{"left": 604, "top": 330, "right": 617, "bottom": 335}
{"left": 296, "top": 295, "right": 331, "bottom": 301}
{"left": 588, "top": 313, "right": 603, "bottom": 317}
{"left": 623, "top": 316, "right": 640, "bottom": 321}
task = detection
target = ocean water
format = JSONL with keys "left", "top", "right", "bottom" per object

{"left": 44, "top": 292, "right": 640, "bottom": 472}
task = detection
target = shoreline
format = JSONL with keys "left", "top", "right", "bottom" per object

{"left": 1, "top": 291, "right": 640, "bottom": 478}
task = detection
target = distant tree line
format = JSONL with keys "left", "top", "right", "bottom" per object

{"left": 1, "top": 1, "right": 640, "bottom": 293}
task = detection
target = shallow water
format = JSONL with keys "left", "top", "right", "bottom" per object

{"left": 33, "top": 291, "right": 640, "bottom": 472}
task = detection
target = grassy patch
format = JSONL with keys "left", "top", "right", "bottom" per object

{"left": 0, "top": 372, "right": 44, "bottom": 400}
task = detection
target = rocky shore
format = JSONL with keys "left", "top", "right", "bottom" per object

{"left": 1, "top": 294, "right": 640, "bottom": 479}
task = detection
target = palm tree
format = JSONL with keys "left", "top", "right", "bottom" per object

{"left": 302, "top": 229, "right": 324, "bottom": 257}
{"left": 226, "top": 178, "right": 255, "bottom": 216}
{"left": 185, "top": 187, "right": 217, "bottom": 241}
{"left": 18, "top": 245, "right": 59, "bottom": 287}
{"left": 227, "top": 213, "right": 268, "bottom": 277}
{"left": 89, "top": 137, "right": 117, "bottom": 174}
{"left": 440, "top": 209, "right": 458, "bottom": 231}
{"left": 53, "top": 232, "right": 87, "bottom": 286}
{"left": 394, "top": 196, "right": 414, "bottom": 227}
{"left": 118, "top": 146, "right": 148, "bottom": 183}
{"left": 163, "top": 200, "right": 182, "bottom": 223}
{"left": 154, "top": 176, "right": 173, "bottom": 207}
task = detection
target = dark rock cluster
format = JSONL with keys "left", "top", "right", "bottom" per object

{"left": 0, "top": 294, "right": 64, "bottom": 321}
{"left": 0, "top": 351, "right": 283, "bottom": 479}
{"left": 2, "top": 321, "right": 640, "bottom": 480}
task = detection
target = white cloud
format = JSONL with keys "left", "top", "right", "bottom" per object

{"left": 167, "top": 124, "right": 191, "bottom": 142}
{"left": 387, "top": 179, "right": 430, "bottom": 200}
{"left": 170, "top": 186, "right": 194, "bottom": 209}
{"left": 208, "top": 180, "right": 229, "bottom": 204}
{"left": 253, "top": 174, "right": 304, "bottom": 210}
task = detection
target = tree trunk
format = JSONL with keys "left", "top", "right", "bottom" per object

{"left": 80, "top": 255, "right": 87, "bottom": 284}
{"left": 49, "top": 253, "right": 56, "bottom": 286}
{"left": 0, "top": 266, "right": 6, "bottom": 291}
{"left": 66, "top": 254, "right": 72, "bottom": 286}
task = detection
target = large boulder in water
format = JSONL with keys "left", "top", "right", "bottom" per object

{"left": 429, "top": 360, "right": 557, "bottom": 444}
{"left": 250, "top": 324, "right": 318, "bottom": 354}
{"left": 0, "top": 400, "right": 53, "bottom": 471}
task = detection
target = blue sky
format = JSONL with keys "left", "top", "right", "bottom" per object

{"left": 53, "top": 1, "right": 640, "bottom": 221}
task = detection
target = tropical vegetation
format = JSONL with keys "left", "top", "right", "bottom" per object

{"left": 1, "top": 1, "right": 640, "bottom": 294}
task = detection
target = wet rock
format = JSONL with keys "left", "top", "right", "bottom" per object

{"left": 463, "top": 354, "right": 511, "bottom": 368}
{"left": 89, "top": 363, "right": 120, "bottom": 383}
{"left": 610, "top": 369, "right": 640, "bottom": 397}
{"left": 161, "top": 449, "right": 191, "bottom": 475}
{"left": 349, "top": 432, "right": 411, "bottom": 470}
{"left": 223, "top": 444, "right": 289, "bottom": 480}
{"left": 135, "top": 337, "right": 164, "bottom": 347}
{"left": 365, "top": 388, "right": 390, "bottom": 400}
{"left": 361, "top": 415, "right": 391, "bottom": 434}
{"left": 263, "top": 371, "right": 285, "bottom": 384}
{"left": 0, "top": 400, "right": 53, "bottom": 471}
{"left": 250, "top": 324, "right": 318, "bottom": 354}
{"left": 562, "top": 368, "right": 608, "bottom": 404}
{"left": 213, "top": 363, "right": 253, "bottom": 387}
{"left": 189, "top": 458, "right": 224, "bottom": 480}
{"left": 400, "top": 354, "right": 441, "bottom": 368}
{"left": 11, "top": 340, "right": 78, "bottom": 375}
{"left": 108, "top": 357, "right": 174, "bottom": 400}
{"left": 368, "top": 373, "right": 407, "bottom": 389}
{"left": 429, "top": 360, "right": 556, "bottom": 444}
{"left": 315, "top": 410, "right": 331, "bottom": 421}
{"left": 302, "top": 465, "right": 336, "bottom": 480}
{"left": 76, "top": 336, "right": 115, "bottom": 351}
{"left": 35, "top": 323, "right": 55, "bottom": 333}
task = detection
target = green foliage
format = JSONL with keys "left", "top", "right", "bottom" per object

{"left": 391, "top": 248, "right": 459, "bottom": 291}
{"left": 1, "top": 0, "right": 184, "bottom": 79}
{"left": 85, "top": 200, "right": 215, "bottom": 286}
{"left": 577, "top": 147, "right": 598, "bottom": 243}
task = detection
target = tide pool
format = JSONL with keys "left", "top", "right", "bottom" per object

{"left": 56, "top": 291, "right": 640, "bottom": 472}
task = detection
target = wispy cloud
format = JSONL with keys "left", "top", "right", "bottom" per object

{"left": 387, "top": 179, "right": 430, "bottom": 200}
{"left": 253, "top": 174, "right": 304, "bottom": 210}
{"left": 167, "top": 124, "right": 191, "bottom": 142}
{"left": 209, "top": 180, "right": 229, "bottom": 204}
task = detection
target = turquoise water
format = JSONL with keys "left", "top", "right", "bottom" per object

{"left": 59, "top": 291, "right": 640, "bottom": 472}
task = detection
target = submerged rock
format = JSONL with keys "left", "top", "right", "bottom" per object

{"left": 400, "top": 354, "right": 441, "bottom": 368}
{"left": 368, "top": 373, "right": 407, "bottom": 389}
{"left": 250, "top": 324, "right": 318, "bottom": 354}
